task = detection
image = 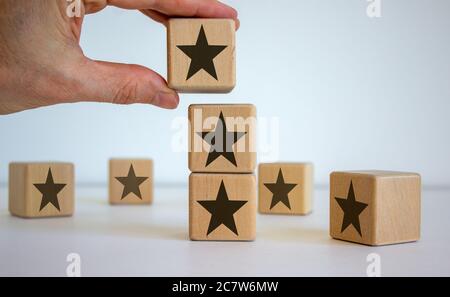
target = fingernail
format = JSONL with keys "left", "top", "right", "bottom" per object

{"left": 155, "top": 91, "right": 179, "bottom": 109}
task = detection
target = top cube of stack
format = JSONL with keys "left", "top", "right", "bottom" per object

{"left": 167, "top": 18, "right": 236, "bottom": 93}
{"left": 189, "top": 104, "right": 256, "bottom": 173}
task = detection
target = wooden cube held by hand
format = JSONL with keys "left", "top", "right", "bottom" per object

{"left": 168, "top": 18, "right": 236, "bottom": 93}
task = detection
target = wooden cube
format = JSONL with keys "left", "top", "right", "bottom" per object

{"left": 330, "top": 171, "right": 421, "bottom": 246}
{"left": 9, "top": 162, "right": 75, "bottom": 218}
{"left": 188, "top": 104, "right": 256, "bottom": 173}
{"left": 109, "top": 159, "right": 153, "bottom": 205}
{"left": 167, "top": 18, "right": 236, "bottom": 93}
{"left": 258, "top": 163, "right": 313, "bottom": 215}
{"left": 189, "top": 173, "right": 256, "bottom": 241}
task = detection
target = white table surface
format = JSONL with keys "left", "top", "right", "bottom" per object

{"left": 0, "top": 185, "right": 449, "bottom": 277}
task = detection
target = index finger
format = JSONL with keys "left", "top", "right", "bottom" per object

{"left": 109, "top": 0, "right": 238, "bottom": 25}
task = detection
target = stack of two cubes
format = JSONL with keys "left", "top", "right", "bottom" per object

{"left": 188, "top": 105, "right": 257, "bottom": 241}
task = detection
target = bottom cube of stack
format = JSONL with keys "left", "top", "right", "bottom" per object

{"left": 189, "top": 173, "right": 256, "bottom": 241}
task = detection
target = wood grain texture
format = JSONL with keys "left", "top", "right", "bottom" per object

{"left": 189, "top": 173, "right": 256, "bottom": 241}
{"left": 188, "top": 104, "right": 256, "bottom": 173}
{"left": 330, "top": 171, "right": 421, "bottom": 246}
{"left": 9, "top": 162, "right": 74, "bottom": 218}
{"left": 258, "top": 163, "right": 313, "bottom": 215}
{"left": 167, "top": 18, "right": 236, "bottom": 93}
{"left": 109, "top": 159, "right": 153, "bottom": 205}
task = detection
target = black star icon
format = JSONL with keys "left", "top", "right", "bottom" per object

{"left": 33, "top": 168, "right": 66, "bottom": 212}
{"left": 335, "top": 181, "right": 368, "bottom": 237}
{"left": 199, "top": 112, "right": 246, "bottom": 167}
{"left": 115, "top": 165, "right": 148, "bottom": 200}
{"left": 264, "top": 169, "right": 297, "bottom": 210}
{"left": 177, "top": 25, "right": 227, "bottom": 80}
{"left": 197, "top": 180, "right": 248, "bottom": 236}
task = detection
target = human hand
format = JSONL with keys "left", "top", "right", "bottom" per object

{"left": 0, "top": 0, "right": 239, "bottom": 114}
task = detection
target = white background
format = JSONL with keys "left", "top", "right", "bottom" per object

{"left": 0, "top": 0, "right": 449, "bottom": 187}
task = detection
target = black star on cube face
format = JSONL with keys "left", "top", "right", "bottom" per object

{"left": 33, "top": 168, "right": 66, "bottom": 211}
{"left": 115, "top": 164, "right": 148, "bottom": 200}
{"left": 197, "top": 180, "right": 247, "bottom": 236}
{"left": 264, "top": 169, "right": 297, "bottom": 210}
{"left": 199, "top": 112, "right": 246, "bottom": 167}
{"left": 177, "top": 25, "right": 227, "bottom": 80}
{"left": 335, "top": 181, "right": 369, "bottom": 237}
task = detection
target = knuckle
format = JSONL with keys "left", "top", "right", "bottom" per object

{"left": 112, "top": 79, "right": 139, "bottom": 105}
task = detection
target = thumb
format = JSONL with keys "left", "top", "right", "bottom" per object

{"left": 75, "top": 59, "right": 179, "bottom": 109}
